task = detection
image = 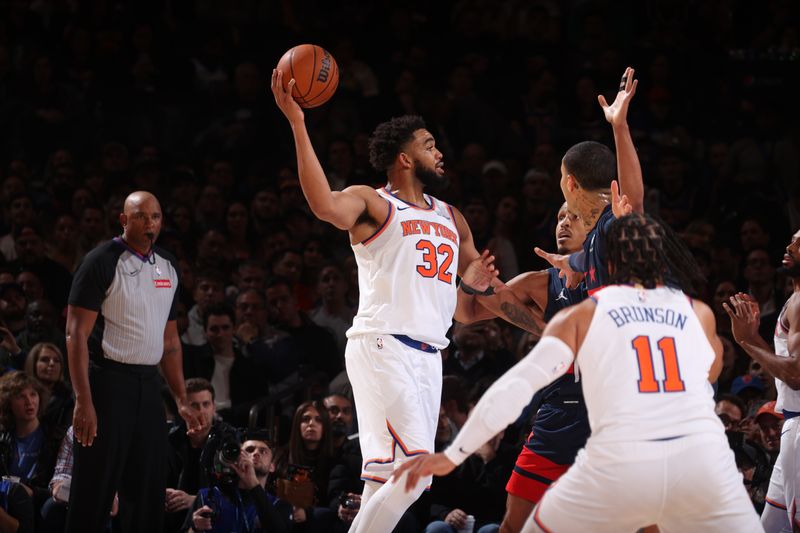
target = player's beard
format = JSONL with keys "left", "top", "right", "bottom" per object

{"left": 414, "top": 161, "right": 448, "bottom": 192}
{"left": 779, "top": 263, "right": 800, "bottom": 279}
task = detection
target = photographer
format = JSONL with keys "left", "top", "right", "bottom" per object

{"left": 183, "top": 435, "right": 289, "bottom": 533}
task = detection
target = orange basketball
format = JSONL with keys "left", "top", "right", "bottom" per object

{"left": 276, "top": 44, "right": 339, "bottom": 109}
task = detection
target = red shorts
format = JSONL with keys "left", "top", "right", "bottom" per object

{"left": 505, "top": 446, "right": 570, "bottom": 504}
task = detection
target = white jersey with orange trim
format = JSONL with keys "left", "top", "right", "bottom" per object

{"left": 346, "top": 187, "right": 460, "bottom": 349}
{"left": 577, "top": 285, "right": 723, "bottom": 444}
{"left": 774, "top": 303, "right": 800, "bottom": 412}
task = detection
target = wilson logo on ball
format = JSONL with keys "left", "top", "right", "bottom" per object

{"left": 317, "top": 51, "right": 332, "bottom": 83}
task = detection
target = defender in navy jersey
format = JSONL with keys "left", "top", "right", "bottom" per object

{"left": 455, "top": 203, "right": 589, "bottom": 530}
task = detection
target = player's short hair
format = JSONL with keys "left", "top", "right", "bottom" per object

{"left": 368, "top": 115, "right": 427, "bottom": 172}
{"left": 606, "top": 213, "right": 667, "bottom": 288}
{"left": 186, "top": 377, "right": 215, "bottom": 400}
{"left": 562, "top": 141, "right": 616, "bottom": 191}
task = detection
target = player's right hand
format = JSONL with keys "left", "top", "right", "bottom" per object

{"left": 271, "top": 69, "right": 304, "bottom": 124}
{"left": 534, "top": 248, "right": 583, "bottom": 289}
{"left": 463, "top": 250, "right": 504, "bottom": 293}
{"left": 73, "top": 399, "right": 98, "bottom": 447}
{"left": 392, "top": 453, "right": 456, "bottom": 492}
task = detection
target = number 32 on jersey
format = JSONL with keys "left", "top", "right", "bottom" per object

{"left": 416, "top": 240, "right": 454, "bottom": 284}
{"left": 632, "top": 335, "right": 686, "bottom": 393}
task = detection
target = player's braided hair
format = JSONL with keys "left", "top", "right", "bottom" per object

{"left": 607, "top": 213, "right": 707, "bottom": 295}
{"left": 606, "top": 213, "right": 667, "bottom": 289}
{"left": 368, "top": 115, "right": 427, "bottom": 172}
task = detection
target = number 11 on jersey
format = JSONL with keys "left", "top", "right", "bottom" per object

{"left": 632, "top": 335, "right": 686, "bottom": 393}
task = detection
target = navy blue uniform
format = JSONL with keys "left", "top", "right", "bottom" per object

{"left": 506, "top": 269, "right": 591, "bottom": 502}
{"left": 568, "top": 204, "right": 615, "bottom": 295}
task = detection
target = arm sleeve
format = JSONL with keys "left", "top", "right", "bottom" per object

{"left": 68, "top": 244, "right": 118, "bottom": 311}
{"left": 443, "top": 337, "right": 575, "bottom": 466}
{"left": 567, "top": 250, "right": 588, "bottom": 273}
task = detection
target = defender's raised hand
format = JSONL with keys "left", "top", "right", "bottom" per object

{"left": 611, "top": 180, "right": 633, "bottom": 219}
{"left": 462, "top": 250, "right": 504, "bottom": 294}
{"left": 598, "top": 66, "right": 638, "bottom": 127}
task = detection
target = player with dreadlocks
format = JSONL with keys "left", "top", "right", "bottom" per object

{"left": 395, "top": 214, "right": 762, "bottom": 532}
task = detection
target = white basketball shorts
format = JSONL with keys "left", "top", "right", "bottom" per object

{"left": 525, "top": 432, "right": 762, "bottom": 533}
{"left": 345, "top": 334, "right": 442, "bottom": 484}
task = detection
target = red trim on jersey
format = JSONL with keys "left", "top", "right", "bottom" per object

{"left": 361, "top": 201, "right": 394, "bottom": 245}
{"left": 383, "top": 186, "right": 434, "bottom": 210}
{"left": 587, "top": 284, "right": 608, "bottom": 296}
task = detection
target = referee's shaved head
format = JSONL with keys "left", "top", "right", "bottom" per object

{"left": 124, "top": 190, "right": 159, "bottom": 213}
{"left": 121, "top": 191, "right": 163, "bottom": 254}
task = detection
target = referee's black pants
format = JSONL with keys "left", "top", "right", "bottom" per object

{"left": 66, "top": 359, "right": 167, "bottom": 533}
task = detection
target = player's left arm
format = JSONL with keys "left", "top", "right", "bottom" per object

{"left": 451, "top": 206, "right": 541, "bottom": 332}
{"left": 600, "top": 67, "right": 644, "bottom": 213}
{"left": 691, "top": 299, "right": 724, "bottom": 383}
{"left": 160, "top": 320, "right": 202, "bottom": 432}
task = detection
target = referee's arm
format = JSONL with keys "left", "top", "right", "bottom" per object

{"left": 66, "top": 305, "right": 99, "bottom": 447}
{"left": 159, "top": 320, "right": 203, "bottom": 433}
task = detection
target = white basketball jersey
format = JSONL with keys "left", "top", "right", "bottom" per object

{"left": 577, "top": 285, "right": 723, "bottom": 443}
{"left": 773, "top": 302, "right": 800, "bottom": 412}
{"left": 346, "top": 188, "right": 460, "bottom": 349}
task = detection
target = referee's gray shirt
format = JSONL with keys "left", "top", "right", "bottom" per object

{"left": 68, "top": 237, "right": 180, "bottom": 365}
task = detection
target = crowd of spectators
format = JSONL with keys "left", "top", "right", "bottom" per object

{"left": 0, "top": 0, "right": 797, "bottom": 531}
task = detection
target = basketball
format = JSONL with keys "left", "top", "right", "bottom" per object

{"left": 276, "top": 44, "right": 339, "bottom": 109}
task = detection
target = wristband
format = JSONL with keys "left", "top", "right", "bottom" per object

{"left": 459, "top": 281, "right": 495, "bottom": 296}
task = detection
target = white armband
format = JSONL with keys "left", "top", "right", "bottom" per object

{"left": 444, "top": 336, "right": 575, "bottom": 465}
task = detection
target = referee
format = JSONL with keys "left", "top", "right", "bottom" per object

{"left": 65, "top": 191, "right": 202, "bottom": 533}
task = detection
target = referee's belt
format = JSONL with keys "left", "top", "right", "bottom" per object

{"left": 783, "top": 410, "right": 800, "bottom": 420}
{"left": 391, "top": 335, "right": 438, "bottom": 353}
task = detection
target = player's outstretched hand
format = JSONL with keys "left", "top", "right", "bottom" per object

{"left": 723, "top": 292, "right": 761, "bottom": 345}
{"left": 598, "top": 66, "right": 638, "bottom": 128}
{"left": 271, "top": 69, "right": 304, "bottom": 124}
{"left": 611, "top": 180, "right": 633, "bottom": 219}
{"left": 393, "top": 453, "right": 456, "bottom": 492}
{"left": 463, "top": 250, "right": 505, "bottom": 293}
{"left": 534, "top": 248, "right": 583, "bottom": 289}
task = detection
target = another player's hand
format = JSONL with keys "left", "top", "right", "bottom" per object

{"left": 73, "top": 399, "right": 98, "bottom": 447}
{"left": 598, "top": 66, "right": 638, "bottom": 128}
{"left": 444, "top": 509, "right": 468, "bottom": 529}
{"left": 611, "top": 180, "right": 633, "bottom": 219}
{"left": 533, "top": 248, "right": 583, "bottom": 289}
{"left": 271, "top": 69, "right": 304, "bottom": 124}
{"left": 463, "top": 250, "right": 505, "bottom": 293}
{"left": 723, "top": 292, "right": 761, "bottom": 344}
{"left": 178, "top": 398, "right": 204, "bottom": 435}
{"left": 392, "top": 453, "right": 456, "bottom": 492}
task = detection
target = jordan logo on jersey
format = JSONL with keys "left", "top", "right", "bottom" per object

{"left": 556, "top": 289, "right": 568, "bottom": 301}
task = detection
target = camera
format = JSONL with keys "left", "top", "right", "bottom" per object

{"left": 339, "top": 492, "right": 360, "bottom": 510}
{"left": 202, "top": 426, "right": 245, "bottom": 488}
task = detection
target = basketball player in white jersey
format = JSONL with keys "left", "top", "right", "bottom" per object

{"left": 725, "top": 228, "right": 800, "bottom": 532}
{"left": 396, "top": 214, "right": 763, "bottom": 532}
{"left": 271, "top": 70, "right": 537, "bottom": 532}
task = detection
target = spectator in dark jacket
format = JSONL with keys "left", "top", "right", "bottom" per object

{"left": 23, "top": 343, "right": 73, "bottom": 428}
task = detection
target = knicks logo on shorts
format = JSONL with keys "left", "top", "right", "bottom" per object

{"left": 153, "top": 279, "right": 172, "bottom": 288}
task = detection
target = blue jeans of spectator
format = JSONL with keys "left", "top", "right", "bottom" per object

{"left": 425, "top": 520, "right": 500, "bottom": 533}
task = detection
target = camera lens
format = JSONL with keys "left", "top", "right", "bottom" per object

{"left": 220, "top": 442, "right": 240, "bottom": 464}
